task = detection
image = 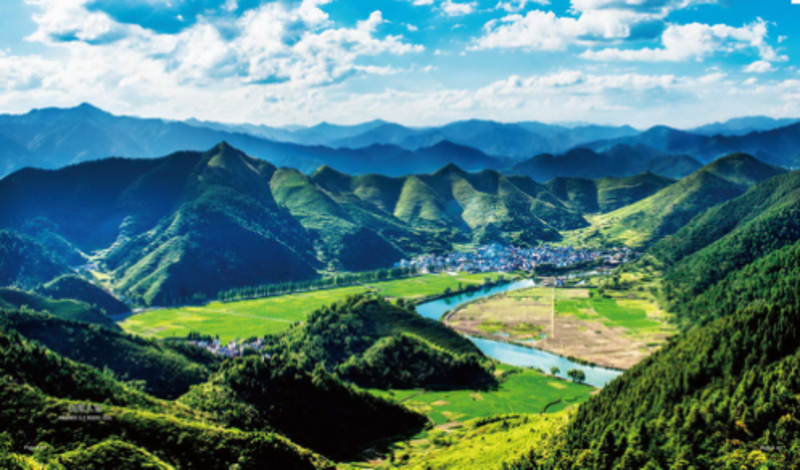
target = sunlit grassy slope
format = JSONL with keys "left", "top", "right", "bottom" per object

{"left": 370, "top": 366, "right": 591, "bottom": 427}
{"left": 120, "top": 272, "right": 508, "bottom": 342}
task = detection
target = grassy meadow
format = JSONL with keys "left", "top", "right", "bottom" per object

{"left": 374, "top": 412, "right": 573, "bottom": 469}
{"left": 120, "top": 272, "right": 508, "bottom": 342}
{"left": 350, "top": 365, "right": 589, "bottom": 469}
{"left": 371, "top": 366, "right": 591, "bottom": 427}
{"left": 499, "top": 283, "right": 669, "bottom": 339}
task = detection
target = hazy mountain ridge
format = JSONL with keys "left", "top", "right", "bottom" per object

{"left": 0, "top": 105, "right": 506, "bottom": 177}
{"left": 508, "top": 144, "right": 702, "bottom": 182}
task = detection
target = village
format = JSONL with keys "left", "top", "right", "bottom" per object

{"left": 187, "top": 336, "right": 267, "bottom": 358}
{"left": 394, "top": 243, "right": 634, "bottom": 274}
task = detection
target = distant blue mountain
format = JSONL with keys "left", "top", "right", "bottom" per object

{"left": 691, "top": 116, "right": 800, "bottom": 136}
{"left": 582, "top": 122, "right": 800, "bottom": 168}
{"left": 0, "top": 104, "right": 503, "bottom": 177}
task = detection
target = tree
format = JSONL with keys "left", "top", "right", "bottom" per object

{"left": 550, "top": 366, "right": 560, "bottom": 376}
{"left": 567, "top": 369, "right": 586, "bottom": 384}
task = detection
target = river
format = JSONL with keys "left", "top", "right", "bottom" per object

{"left": 415, "top": 278, "right": 623, "bottom": 387}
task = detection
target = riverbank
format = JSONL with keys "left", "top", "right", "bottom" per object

{"left": 441, "top": 281, "right": 673, "bottom": 371}
{"left": 412, "top": 279, "right": 623, "bottom": 387}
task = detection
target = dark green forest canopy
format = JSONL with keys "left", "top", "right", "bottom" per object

{"left": 1, "top": 308, "right": 220, "bottom": 399}
{"left": 265, "top": 295, "right": 496, "bottom": 390}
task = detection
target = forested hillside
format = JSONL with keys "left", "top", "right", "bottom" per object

{"left": 569, "top": 153, "right": 787, "bottom": 247}
{"left": 504, "top": 170, "right": 800, "bottom": 469}
{"left": 0, "top": 143, "right": 590, "bottom": 305}
{"left": 0, "top": 308, "right": 220, "bottom": 398}
{"left": 265, "top": 295, "right": 496, "bottom": 390}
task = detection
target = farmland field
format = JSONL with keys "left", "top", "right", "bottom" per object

{"left": 369, "top": 365, "right": 591, "bottom": 426}
{"left": 120, "top": 272, "right": 509, "bottom": 342}
{"left": 446, "top": 278, "right": 675, "bottom": 369}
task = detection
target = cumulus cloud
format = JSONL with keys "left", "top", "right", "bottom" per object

{"left": 22, "top": 0, "right": 423, "bottom": 88}
{"left": 496, "top": 0, "right": 550, "bottom": 13}
{"left": 744, "top": 60, "right": 775, "bottom": 74}
{"left": 473, "top": 0, "right": 715, "bottom": 51}
{"left": 441, "top": 0, "right": 478, "bottom": 17}
{"left": 582, "top": 19, "right": 787, "bottom": 63}
{"left": 474, "top": 0, "right": 786, "bottom": 68}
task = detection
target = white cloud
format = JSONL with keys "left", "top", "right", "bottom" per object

{"left": 744, "top": 60, "right": 775, "bottom": 74}
{"left": 22, "top": 0, "right": 423, "bottom": 89}
{"left": 495, "top": 0, "right": 550, "bottom": 13}
{"left": 473, "top": 6, "right": 663, "bottom": 51}
{"left": 406, "top": 23, "right": 419, "bottom": 32}
{"left": 441, "top": 0, "right": 478, "bottom": 17}
{"left": 582, "top": 19, "right": 787, "bottom": 63}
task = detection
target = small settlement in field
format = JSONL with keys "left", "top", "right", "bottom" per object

{"left": 394, "top": 243, "right": 634, "bottom": 274}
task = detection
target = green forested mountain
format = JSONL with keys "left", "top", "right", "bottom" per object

{"left": 35, "top": 274, "right": 130, "bottom": 315}
{"left": 0, "top": 143, "right": 588, "bottom": 305}
{"left": 266, "top": 295, "right": 496, "bottom": 390}
{"left": 0, "top": 309, "right": 432, "bottom": 467}
{"left": 0, "top": 308, "right": 220, "bottom": 398}
{"left": 571, "top": 153, "right": 787, "bottom": 247}
{"left": 0, "top": 289, "right": 117, "bottom": 329}
{"left": 652, "top": 169, "right": 800, "bottom": 326}
{"left": 0, "top": 230, "right": 70, "bottom": 289}
{"left": 508, "top": 145, "right": 701, "bottom": 182}
{"left": 546, "top": 172, "right": 675, "bottom": 213}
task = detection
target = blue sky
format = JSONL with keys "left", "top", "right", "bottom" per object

{"left": 0, "top": 0, "right": 799, "bottom": 128}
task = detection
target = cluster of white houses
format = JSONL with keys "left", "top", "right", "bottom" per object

{"left": 187, "top": 337, "right": 266, "bottom": 358}
{"left": 395, "top": 244, "right": 633, "bottom": 274}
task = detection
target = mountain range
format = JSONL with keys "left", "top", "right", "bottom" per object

{"left": 508, "top": 145, "right": 702, "bottom": 182}
{"left": 584, "top": 123, "right": 800, "bottom": 168}
{"left": 0, "top": 143, "right": 594, "bottom": 305}
{"left": 0, "top": 104, "right": 508, "bottom": 177}
{"left": 4, "top": 104, "right": 799, "bottom": 183}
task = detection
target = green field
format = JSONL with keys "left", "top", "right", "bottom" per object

{"left": 506, "top": 285, "right": 666, "bottom": 336}
{"left": 373, "top": 412, "right": 572, "bottom": 470}
{"left": 369, "top": 366, "right": 591, "bottom": 427}
{"left": 120, "top": 273, "right": 508, "bottom": 342}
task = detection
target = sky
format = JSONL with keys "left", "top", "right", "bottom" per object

{"left": 1, "top": 0, "right": 800, "bottom": 128}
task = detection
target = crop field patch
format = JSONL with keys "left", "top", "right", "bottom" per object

{"left": 120, "top": 273, "right": 508, "bottom": 342}
{"left": 371, "top": 368, "right": 591, "bottom": 427}
{"left": 447, "top": 284, "right": 675, "bottom": 369}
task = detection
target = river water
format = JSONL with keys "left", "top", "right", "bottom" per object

{"left": 415, "top": 278, "right": 623, "bottom": 387}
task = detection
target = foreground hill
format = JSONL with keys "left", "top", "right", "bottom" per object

{"left": 0, "top": 309, "right": 220, "bottom": 398}
{"left": 568, "top": 154, "right": 787, "bottom": 247}
{"left": 266, "top": 295, "right": 496, "bottom": 390}
{"left": 0, "top": 143, "right": 585, "bottom": 305}
{"left": 0, "top": 288, "right": 117, "bottom": 329}
{"left": 0, "top": 323, "right": 331, "bottom": 469}
{"left": 180, "top": 355, "right": 427, "bottom": 459}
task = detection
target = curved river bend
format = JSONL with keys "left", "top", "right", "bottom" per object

{"left": 415, "top": 279, "right": 622, "bottom": 388}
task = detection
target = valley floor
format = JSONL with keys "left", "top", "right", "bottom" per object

{"left": 445, "top": 274, "right": 674, "bottom": 370}
{"left": 120, "top": 272, "right": 510, "bottom": 342}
